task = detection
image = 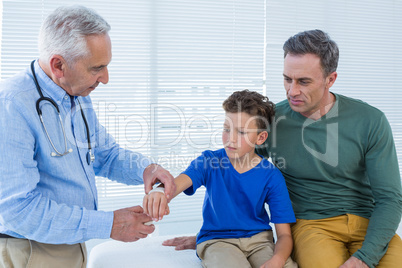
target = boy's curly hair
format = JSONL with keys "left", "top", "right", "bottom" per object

{"left": 222, "top": 89, "right": 275, "bottom": 131}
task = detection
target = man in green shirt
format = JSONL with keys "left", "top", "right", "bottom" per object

{"left": 163, "top": 30, "right": 402, "bottom": 268}
{"left": 257, "top": 29, "right": 402, "bottom": 268}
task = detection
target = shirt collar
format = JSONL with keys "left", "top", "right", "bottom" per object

{"left": 33, "top": 60, "right": 71, "bottom": 107}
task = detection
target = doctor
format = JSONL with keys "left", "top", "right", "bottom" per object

{"left": 0, "top": 5, "right": 175, "bottom": 267}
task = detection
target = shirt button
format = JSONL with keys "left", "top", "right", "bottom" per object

{"left": 64, "top": 96, "right": 69, "bottom": 100}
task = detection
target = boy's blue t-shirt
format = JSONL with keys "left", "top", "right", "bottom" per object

{"left": 183, "top": 148, "right": 296, "bottom": 245}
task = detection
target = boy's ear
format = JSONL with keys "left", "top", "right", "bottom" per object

{"left": 256, "top": 131, "right": 268, "bottom": 145}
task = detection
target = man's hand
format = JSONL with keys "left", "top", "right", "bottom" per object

{"left": 162, "top": 236, "right": 197, "bottom": 250}
{"left": 339, "top": 256, "right": 369, "bottom": 268}
{"left": 111, "top": 206, "right": 155, "bottom": 242}
{"left": 143, "top": 164, "right": 176, "bottom": 201}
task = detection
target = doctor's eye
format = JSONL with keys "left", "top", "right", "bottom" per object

{"left": 91, "top": 66, "right": 105, "bottom": 74}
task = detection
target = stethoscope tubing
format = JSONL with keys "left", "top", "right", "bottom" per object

{"left": 30, "top": 60, "right": 94, "bottom": 164}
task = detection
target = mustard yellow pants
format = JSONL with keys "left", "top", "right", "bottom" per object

{"left": 291, "top": 214, "right": 402, "bottom": 268}
{"left": 0, "top": 238, "right": 86, "bottom": 268}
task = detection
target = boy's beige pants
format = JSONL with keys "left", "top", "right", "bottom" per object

{"left": 0, "top": 238, "right": 86, "bottom": 268}
{"left": 196, "top": 230, "right": 298, "bottom": 268}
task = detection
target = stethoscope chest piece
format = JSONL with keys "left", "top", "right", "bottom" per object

{"left": 86, "top": 149, "right": 95, "bottom": 165}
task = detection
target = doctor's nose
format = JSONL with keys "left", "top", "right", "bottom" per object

{"left": 98, "top": 67, "right": 109, "bottom": 84}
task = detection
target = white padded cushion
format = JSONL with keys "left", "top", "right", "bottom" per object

{"left": 88, "top": 223, "right": 402, "bottom": 267}
{"left": 87, "top": 235, "right": 202, "bottom": 268}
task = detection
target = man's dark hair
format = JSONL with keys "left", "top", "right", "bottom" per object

{"left": 283, "top": 29, "right": 339, "bottom": 76}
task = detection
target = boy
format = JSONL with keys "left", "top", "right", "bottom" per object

{"left": 143, "top": 90, "right": 297, "bottom": 268}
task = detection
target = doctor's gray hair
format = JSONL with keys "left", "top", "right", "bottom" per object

{"left": 38, "top": 5, "right": 110, "bottom": 67}
{"left": 283, "top": 29, "right": 339, "bottom": 77}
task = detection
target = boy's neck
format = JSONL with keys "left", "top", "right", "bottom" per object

{"left": 230, "top": 152, "right": 262, "bottom": 174}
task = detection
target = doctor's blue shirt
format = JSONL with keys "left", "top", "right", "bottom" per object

{"left": 0, "top": 60, "right": 152, "bottom": 244}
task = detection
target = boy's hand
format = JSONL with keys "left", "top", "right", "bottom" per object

{"left": 162, "top": 236, "right": 197, "bottom": 250}
{"left": 143, "top": 190, "right": 170, "bottom": 221}
{"left": 260, "top": 255, "right": 285, "bottom": 268}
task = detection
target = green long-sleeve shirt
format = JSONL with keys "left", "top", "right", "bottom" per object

{"left": 256, "top": 93, "right": 402, "bottom": 268}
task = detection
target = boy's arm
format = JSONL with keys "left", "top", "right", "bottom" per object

{"left": 143, "top": 174, "right": 193, "bottom": 221}
{"left": 261, "top": 223, "right": 293, "bottom": 268}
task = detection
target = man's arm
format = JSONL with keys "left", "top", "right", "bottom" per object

{"left": 86, "top": 102, "right": 176, "bottom": 200}
{"left": 352, "top": 114, "right": 402, "bottom": 267}
{"left": 0, "top": 98, "right": 114, "bottom": 244}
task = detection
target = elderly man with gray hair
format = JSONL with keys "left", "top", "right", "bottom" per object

{"left": 0, "top": 5, "right": 175, "bottom": 267}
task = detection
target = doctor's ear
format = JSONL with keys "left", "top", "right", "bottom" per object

{"left": 49, "top": 55, "right": 67, "bottom": 78}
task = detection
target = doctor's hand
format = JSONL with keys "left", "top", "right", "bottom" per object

{"left": 111, "top": 206, "right": 155, "bottom": 242}
{"left": 143, "top": 189, "right": 170, "bottom": 222}
{"left": 143, "top": 164, "right": 176, "bottom": 202}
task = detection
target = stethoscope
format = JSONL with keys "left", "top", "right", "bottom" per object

{"left": 31, "top": 60, "right": 95, "bottom": 165}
